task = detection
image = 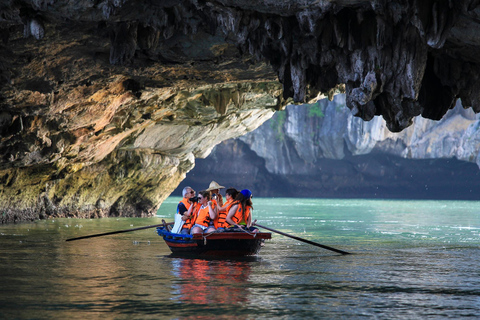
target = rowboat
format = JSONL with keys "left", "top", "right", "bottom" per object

{"left": 156, "top": 226, "right": 271, "bottom": 256}
{"left": 66, "top": 222, "right": 349, "bottom": 256}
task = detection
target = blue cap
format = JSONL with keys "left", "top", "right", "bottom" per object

{"left": 240, "top": 189, "right": 252, "bottom": 198}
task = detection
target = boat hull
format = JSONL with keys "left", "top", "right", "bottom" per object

{"left": 156, "top": 227, "right": 271, "bottom": 256}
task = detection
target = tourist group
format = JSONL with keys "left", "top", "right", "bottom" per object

{"left": 171, "top": 181, "right": 257, "bottom": 235}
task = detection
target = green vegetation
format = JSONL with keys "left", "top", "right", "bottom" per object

{"left": 270, "top": 110, "right": 286, "bottom": 141}
{"left": 306, "top": 101, "right": 324, "bottom": 118}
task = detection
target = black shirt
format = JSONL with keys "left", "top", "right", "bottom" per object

{"left": 177, "top": 202, "right": 188, "bottom": 216}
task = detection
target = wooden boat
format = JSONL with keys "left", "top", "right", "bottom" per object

{"left": 156, "top": 226, "right": 271, "bottom": 256}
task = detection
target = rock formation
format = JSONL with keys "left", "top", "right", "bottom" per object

{"left": 183, "top": 95, "right": 480, "bottom": 199}
{"left": 2, "top": 1, "right": 480, "bottom": 222}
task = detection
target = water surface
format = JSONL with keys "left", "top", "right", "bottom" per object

{"left": 1, "top": 198, "right": 479, "bottom": 319}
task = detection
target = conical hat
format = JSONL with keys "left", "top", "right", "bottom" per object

{"left": 205, "top": 181, "right": 225, "bottom": 191}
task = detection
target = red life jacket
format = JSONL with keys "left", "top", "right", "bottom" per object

{"left": 214, "top": 199, "right": 234, "bottom": 229}
{"left": 195, "top": 205, "right": 214, "bottom": 227}
{"left": 180, "top": 198, "right": 197, "bottom": 229}
{"left": 230, "top": 203, "right": 251, "bottom": 225}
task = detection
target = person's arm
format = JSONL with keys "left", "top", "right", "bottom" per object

{"left": 208, "top": 201, "right": 217, "bottom": 219}
{"left": 246, "top": 208, "right": 252, "bottom": 228}
{"left": 225, "top": 204, "right": 239, "bottom": 227}
{"left": 182, "top": 203, "right": 195, "bottom": 221}
{"left": 211, "top": 199, "right": 219, "bottom": 215}
{"left": 217, "top": 198, "right": 230, "bottom": 213}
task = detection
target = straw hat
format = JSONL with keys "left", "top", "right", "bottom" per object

{"left": 205, "top": 181, "right": 225, "bottom": 191}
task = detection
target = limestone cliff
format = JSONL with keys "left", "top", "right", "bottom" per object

{"left": 183, "top": 96, "right": 480, "bottom": 199}
{"left": 2, "top": 1, "right": 480, "bottom": 221}
{"left": 246, "top": 95, "right": 480, "bottom": 173}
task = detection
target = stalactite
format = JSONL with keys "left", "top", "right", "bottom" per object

{"left": 109, "top": 22, "right": 137, "bottom": 65}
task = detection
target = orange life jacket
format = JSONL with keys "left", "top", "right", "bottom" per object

{"left": 230, "top": 204, "right": 251, "bottom": 226}
{"left": 211, "top": 199, "right": 218, "bottom": 207}
{"left": 180, "top": 199, "right": 197, "bottom": 229}
{"left": 178, "top": 198, "right": 191, "bottom": 212}
{"left": 214, "top": 199, "right": 234, "bottom": 229}
{"left": 194, "top": 205, "right": 214, "bottom": 227}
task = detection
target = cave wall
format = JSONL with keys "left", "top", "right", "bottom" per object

{"left": 2, "top": 1, "right": 480, "bottom": 221}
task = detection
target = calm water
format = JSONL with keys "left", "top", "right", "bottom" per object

{"left": 1, "top": 198, "right": 479, "bottom": 319}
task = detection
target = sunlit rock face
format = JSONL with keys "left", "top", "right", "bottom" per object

{"left": 2, "top": 0, "right": 480, "bottom": 221}
{"left": 0, "top": 1, "right": 284, "bottom": 222}
{"left": 244, "top": 95, "right": 480, "bottom": 173}
{"left": 185, "top": 96, "right": 480, "bottom": 199}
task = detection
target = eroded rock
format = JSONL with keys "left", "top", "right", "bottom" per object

{"left": 2, "top": 0, "right": 480, "bottom": 221}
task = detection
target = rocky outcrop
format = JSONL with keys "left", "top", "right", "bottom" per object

{"left": 199, "top": 0, "right": 480, "bottom": 131}
{"left": 262, "top": 95, "right": 480, "bottom": 170}
{"left": 0, "top": 71, "right": 281, "bottom": 222}
{"left": 2, "top": 1, "right": 480, "bottom": 221}
{"left": 183, "top": 95, "right": 480, "bottom": 199}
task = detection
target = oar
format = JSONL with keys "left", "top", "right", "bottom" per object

{"left": 253, "top": 222, "right": 351, "bottom": 255}
{"left": 66, "top": 221, "right": 174, "bottom": 242}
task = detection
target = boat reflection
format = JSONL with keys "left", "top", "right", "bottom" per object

{"left": 170, "top": 256, "right": 255, "bottom": 306}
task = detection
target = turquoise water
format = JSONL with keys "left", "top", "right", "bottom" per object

{"left": 1, "top": 198, "right": 479, "bottom": 319}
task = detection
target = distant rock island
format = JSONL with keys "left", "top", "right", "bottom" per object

{"left": 179, "top": 95, "right": 480, "bottom": 200}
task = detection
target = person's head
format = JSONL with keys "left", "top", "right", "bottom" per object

{"left": 235, "top": 189, "right": 253, "bottom": 206}
{"left": 197, "top": 190, "right": 211, "bottom": 205}
{"left": 206, "top": 181, "right": 225, "bottom": 194}
{"left": 240, "top": 189, "right": 252, "bottom": 199}
{"left": 182, "top": 186, "right": 195, "bottom": 198}
{"left": 225, "top": 188, "right": 239, "bottom": 200}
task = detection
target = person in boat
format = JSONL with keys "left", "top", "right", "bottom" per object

{"left": 205, "top": 180, "right": 225, "bottom": 209}
{"left": 172, "top": 186, "right": 198, "bottom": 235}
{"left": 226, "top": 189, "right": 258, "bottom": 232}
{"left": 180, "top": 199, "right": 199, "bottom": 235}
{"left": 214, "top": 187, "right": 239, "bottom": 231}
{"left": 190, "top": 190, "right": 217, "bottom": 234}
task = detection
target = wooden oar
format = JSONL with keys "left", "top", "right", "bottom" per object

{"left": 66, "top": 221, "right": 173, "bottom": 242}
{"left": 253, "top": 222, "right": 351, "bottom": 255}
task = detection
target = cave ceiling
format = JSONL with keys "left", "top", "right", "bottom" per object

{"left": 1, "top": 0, "right": 480, "bottom": 221}
{"left": 2, "top": 1, "right": 480, "bottom": 130}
